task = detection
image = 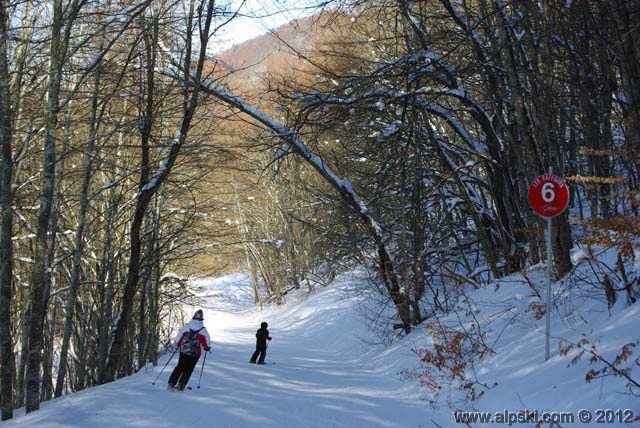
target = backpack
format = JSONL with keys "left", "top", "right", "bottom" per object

{"left": 180, "top": 327, "right": 203, "bottom": 356}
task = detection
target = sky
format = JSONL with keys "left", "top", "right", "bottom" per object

{"left": 212, "top": 0, "right": 320, "bottom": 53}
{"left": 3, "top": 246, "right": 638, "bottom": 427}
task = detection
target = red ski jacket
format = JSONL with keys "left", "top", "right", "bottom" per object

{"left": 176, "top": 319, "right": 211, "bottom": 357}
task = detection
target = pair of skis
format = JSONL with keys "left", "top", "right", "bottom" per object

{"left": 152, "top": 348, "right": 209, "bottom": 389}
{"left": 167, "top": 385, "right": 193, "bottom": 391}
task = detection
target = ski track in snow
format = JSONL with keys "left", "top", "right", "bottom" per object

{"left": 4, "top": 262, "right": 639, "bottom": 428}
{"left": 5, "top": 272, "right": 429, "bottom": 428}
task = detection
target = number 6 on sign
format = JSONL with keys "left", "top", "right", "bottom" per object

{"left": 528, "top": 174, "right": 569, "bottom": 218}
{"left": 541, "top": 182, "right": 555, "bottom": 203}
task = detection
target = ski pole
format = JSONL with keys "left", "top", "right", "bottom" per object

{"left": 197, "top": 349, "right": 209, "bottom": 389}
{"left": 152, "top": 346, "right": 179, "bottom": 385}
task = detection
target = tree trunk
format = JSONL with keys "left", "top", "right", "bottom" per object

{"left": 25, "top": 0, "right": 67, "bottom": 412}
{"left": 40, "top": 305, "right": 57, "bottom": 402}
{"left": 103, "top": 0, "right": 215, "bottom": 382}
{"left": 148, "top": 209, "right": 161, "bottom": 366}
{"left": 102, "top": 9, "right": 159, "bottom": 382}
{"left": 54, "top": 55, "right": 102, "bottom": 398}
{"left": 607, "top": 2, "right": 640, "bottom": 198}
{"left": 95, "top": 196, "right": 116, "bottom": 384}
{"left": 0, "top": 0, "right": 15, "bottom": 418}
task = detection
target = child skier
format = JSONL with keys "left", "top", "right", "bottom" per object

{"left": 168, "top": 309, "right": 211, "bottom": 390}
{"left": 250, "top": 321, "right": 272, "bottom": 364}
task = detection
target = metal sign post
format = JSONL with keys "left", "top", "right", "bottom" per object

{"left": 528, "top": 169, "right": 569, "bottom": 361}
{"left": 546, "top": 216, "right": 552, "bottom": 361}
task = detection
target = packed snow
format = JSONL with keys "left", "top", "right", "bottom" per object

{"left": 3, "top": 252, "right": 639, "bottom": 427}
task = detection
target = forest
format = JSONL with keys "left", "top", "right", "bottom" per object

{"left": 0, "top": 0, "right": 638, "bottom": 420}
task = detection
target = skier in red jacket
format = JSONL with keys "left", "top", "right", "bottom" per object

{"left": 168, "top": 309, "right": 211, "bottom": 390}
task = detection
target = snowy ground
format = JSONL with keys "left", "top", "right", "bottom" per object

{"left": 4, "top": 271, "right": 430, "bottom": 428}
{"left": 4, "top": 253, "right": 639, "bottom": 427}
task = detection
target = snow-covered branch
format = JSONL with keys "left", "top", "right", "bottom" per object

{"left": 197, "top": 79, "right": 406, "bottom": 327}
{"left": 197, "top": 78, "right": 382, "bottom": 236}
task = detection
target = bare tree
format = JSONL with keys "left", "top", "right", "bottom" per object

{"left": 0, "top": 0, "right": 15, "bottom": 419}
{"left": 25, "top": 0, "right": 87, "bottom": 412}
{"left": 103, "top": 0, "right": 218, "bottom": 382}
{"left": 15, "top": 0, "right": 151, "bottom": 411}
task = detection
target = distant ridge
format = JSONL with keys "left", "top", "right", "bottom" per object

{"left": 213, "top": 14, "right": 326, "bottom": 88}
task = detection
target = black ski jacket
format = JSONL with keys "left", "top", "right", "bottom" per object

{"left": 256, "top": 327, "right": 271, "bottom": 348}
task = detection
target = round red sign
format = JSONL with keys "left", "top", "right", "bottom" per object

{"left": 528, "top": 174, "right": 569, "bottom": 217}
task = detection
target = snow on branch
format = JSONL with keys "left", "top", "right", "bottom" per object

{"left": 139, "top": 131, "right": 182, "bottom": 194}
{"left": 197, "top": 76, "right": 382, "bottom": 237}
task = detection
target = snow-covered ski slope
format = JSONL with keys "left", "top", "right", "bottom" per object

{"left": 4, "top": 254, "right": 639, "bottom": 427}
{"left": 5, "top": 270, "right": 429, "bottom": 428}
